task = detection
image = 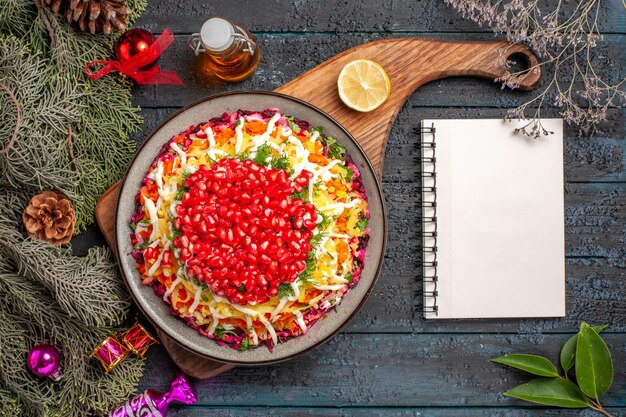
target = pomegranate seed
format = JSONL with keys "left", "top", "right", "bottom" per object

{"left": 173, "top": 158, "right": 315, "bottom": 305}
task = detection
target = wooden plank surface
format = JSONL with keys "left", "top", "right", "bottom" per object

{"left": 135, "top": 0, "right": 626, "bottom": 34}
{"left": 141, "top": 334, "right": 626, "bottom": 407}
{"left": 168, "top": 409, "right": 626, "bottom": 417}
{"left": 70, "top": 0, "right": 625, "bottom": 415}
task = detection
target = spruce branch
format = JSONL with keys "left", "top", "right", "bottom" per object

{"left": 0, "top": 1, "right": 148, "bottom": 415}
{"left": 0, "top": 228, "right": 132, "bottom": 327}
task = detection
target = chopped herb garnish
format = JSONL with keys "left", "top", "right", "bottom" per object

{"left": 214, "top": 324, "right": 235, "bottom": 338}
{"left": 271, "top": 152, "right": 291, "bottom": 171}
{"left": 297, "top": 250, "right": 317, "bottom": 283}
{"left": 345, "top": 272, "right": 354, "bottom": 284}
{"left": 291, "top": 189, "right": 308, "bottom": 201}
{"left": 312, "top": 181, "right": 322, "bottom": 198}
{"left": 355, "top": 214, "right": 368, "bottom": 232}
{"left": 175, "top": 187, "right": 186, "bottom": 200}
{"left": 205, "top": 154, "right": 216, "bottom": 164}
{"left": 287, "top": 116, "right": 301, "bottom": 133}
{"left": 278, "top": 282, "right": 295, "bottom": 298}
{"left": 345, "top": 167, "right": 354, "bottom": 183}
{"left": 316, "top": 211, "right": 334, "bottom": 231}
{"left": 309, "top": 232, "right": 326, "bottom": 248}
{"left": 324, "top": 136, "right": 346, "bottom": 160}
{"left": 311, "top": 126, "right": 323, "bottom": 134}
{"left": 201, "top": 295, "right": 209, "bottom": 302}
{"left": 240, "top": 338, "right": 250, "bottom": 351}
{"left": 234, "top": 119, "right": 243, "bottom": 127}
{"left": 238, "top": 284, "right": 246, "bottom": 293}
{"left": 167, "top": 223, "right": 182, "bottom": 240}
{"left": 253, "top": 143, "right": 272, "bottom": 165}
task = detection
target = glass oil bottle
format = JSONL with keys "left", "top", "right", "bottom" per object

{"left": 188, "top": 17, "right": 261, "bottom": 82}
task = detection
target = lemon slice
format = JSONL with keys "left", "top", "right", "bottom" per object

{"left": 337, "top": 59, "right": 391, "bottom": 112}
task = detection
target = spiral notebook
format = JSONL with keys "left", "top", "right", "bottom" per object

{"left": 421, "top": 119, "right": 565, "bottom": 319}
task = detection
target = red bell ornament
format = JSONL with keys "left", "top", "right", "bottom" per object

{"left": 115, "top": 29, "right": 158, "bottom": 71}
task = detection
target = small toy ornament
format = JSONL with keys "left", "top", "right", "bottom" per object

{"left": 107, "top": 373, "right": 198, "bottom": 417}
{"left": 91, "top": 336, "right": 129, "bottom": 373}
{"left": 122, "top": 322, "right": 158, "bottom": 358}
{"left": 115, "top": 29, "right": 158, "bottom": 71}
{"left": 84, "top": 29, "right": 184, "bottom": 86}
{"left": 27, "top": 344, "right": 62, "bottom": 381}
{"left": 92, "top": 323, "right": 157, "bottom": 372}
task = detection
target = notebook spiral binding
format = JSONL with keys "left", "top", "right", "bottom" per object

{"left": 420, "top": 124, "right": 438, "bottom": 316}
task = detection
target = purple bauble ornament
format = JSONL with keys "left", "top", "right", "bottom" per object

{"left": 108, "top": 373, "right": 197, "bottom": 417}
{"left": 27, "top": 344, "right": 62, "bottom": 381}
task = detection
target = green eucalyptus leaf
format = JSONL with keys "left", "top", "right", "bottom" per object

{"left": 504, "top": 377, "right": 590, "bottom": 408}
{"left": 491, "top": 354, "right": 560, "bottom": 377}
{"left": 560, "top": 324, "right": 608, "bottom": 373}
{"left": 575, "top": 322, "right": 614, "bottom": 399}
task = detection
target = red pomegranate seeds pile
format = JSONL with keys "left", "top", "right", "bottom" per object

{"left": 173, "top": 158, "right": 318, "bottom": 305}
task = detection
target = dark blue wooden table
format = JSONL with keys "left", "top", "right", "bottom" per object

{"left": 95, "top": 1, "right": 626, "bottom": 415}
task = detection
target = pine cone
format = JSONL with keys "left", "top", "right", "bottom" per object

{"left": 22, "top": 191, "right": 76, "bottom": 246}
{"left": 40, "top": 0, "right": 131, "bottom": 35}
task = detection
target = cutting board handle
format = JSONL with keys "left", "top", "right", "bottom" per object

{"left": 278, "top": 38, "right": 542, "bottom": 174}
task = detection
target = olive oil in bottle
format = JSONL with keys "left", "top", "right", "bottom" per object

{"left": 188, "top": 17, "right": 261, "bottom": 82}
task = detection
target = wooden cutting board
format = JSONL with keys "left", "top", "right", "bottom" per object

{"left": 96, "top": 38, "right": 541, "bottom": 378}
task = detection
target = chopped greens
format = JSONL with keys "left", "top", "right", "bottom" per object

{"left": 355, "top": 214, "right": 368, "bottom": 231}
{"left": 324, "top": 136, "right": 346, "bottom": 160}
{"left": 345, "top": 167, "right": 354, "bottom": 183}
{"left": 252, "top": 143, "right": 272, "bottom": 165}
{"left": 271, "top": 152, "right": 291, "bottom": 171}
{"left": 291, "top": 189, "right": 308, "bottom": 201}
{"left": 316, "top": 211, "right": 334, "bottom": 231}
{"left": 240, "top": 338, "right": 250, "bottom": 351}
{"left": 175, "top": 187, "right": 186, "bottom": 200}
{"left": 278, "top": 282, "right": 295, "bottom": 298}
{"left": 309, "top": 232, "right": 326, "bottom": 248}
{"left": 287, "top": 116, "right": 301, "bottom": 133}
{"left": 214, "top": 324, "right": 236, "bottom": 339}
{"left": 297, "top": 250, "right": 317, "bottom": 283}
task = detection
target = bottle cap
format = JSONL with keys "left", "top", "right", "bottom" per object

{"left": 200, "top": 17, "right": 235, "bottom": 52}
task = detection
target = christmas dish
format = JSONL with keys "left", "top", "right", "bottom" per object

{"left": 130, "top": 108, "right": 370, "bottom": 351}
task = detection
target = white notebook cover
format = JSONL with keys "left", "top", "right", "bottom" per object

{"left": 422, "top": 119, "right": 565, "bottom": 319}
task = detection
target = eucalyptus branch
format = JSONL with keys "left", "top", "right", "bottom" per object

{"left": 445, "top": 0, "right": 626, "bottom": 137}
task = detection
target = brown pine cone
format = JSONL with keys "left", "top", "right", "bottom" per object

{"left": 39, "top": 0, "right": 131, "bottom": 35}
{"left": 22, "top": 191, "right": 76, "bottom": 246}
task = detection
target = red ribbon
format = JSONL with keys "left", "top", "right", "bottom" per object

{"left": 84, "top": 29, "right": 184, "bottom": 86}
